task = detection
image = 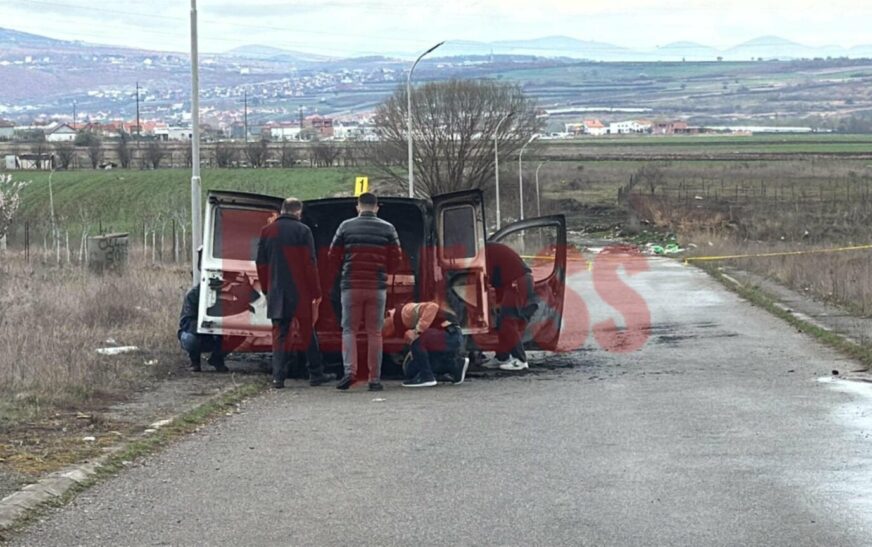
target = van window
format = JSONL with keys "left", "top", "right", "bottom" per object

{"left": 493, "top": 225, "right": 558, "bottom": 282}
{"left": 441, "top": 205, "right": 477, "bottom": 259}
{"left": 212, "top": 207, "right": 275, "bottom": 260}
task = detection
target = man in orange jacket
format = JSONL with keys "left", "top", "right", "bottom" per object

{"left": 384, "top": 301, "right": 469, "bottom": 388}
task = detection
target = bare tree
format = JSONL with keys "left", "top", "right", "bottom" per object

{"left": 279, "top": 140, "right": 296, "bottom": 168}
{"left": 145, "top": 141, "right": 165, "bottom": 169}
{"left": 371, "top": 79, "right": 540, "bottom": 197}
{"left": 310, "top": 140, "right": 341, "bottom": 167}
{"left": 215, "top": 141, "right": 238, "bottom": 168}
{"left": 244, "top": 139, "right": 270, "bottom": 168}
{"left": 635, "top": 164, "right": 666, "bottom": 195}
{"left": 183, "top": 141, "right": 193, "bottom": 168}
{"left": 116, "top": 131, "right": 132, "bottom": 168}
{"left": 54, "top": 142, "right": 76, "bottom": 170}
{"left": 87, "top": 135, "right": 103, "bottom": 168}
{"left": 31, "top": 139, "right": 51, "bottom": 170}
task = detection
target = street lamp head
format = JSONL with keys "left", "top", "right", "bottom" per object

{"left": 426, "top": 41, "right": 446, "bottom": 55}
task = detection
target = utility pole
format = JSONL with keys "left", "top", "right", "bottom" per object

{"left": 535, "top": 161, "right": 546, "bottom": 217}
{"left": 406, "top": 41, "right": 444, "bottom": 197}
{"left": 190, "top": 0, "right": 202, "bottom": 283}
{"left": 135, "top": 82, "right": 141, "bottom": 169}
{"left": 493, "top": 112, "right": 513, "bottom": 230}
{"left": 72, "top": 101, "right": 77, "bottom": 168}
{"left": 135, "top": 81, "right": 141, "bottom": 140}
{"left": 243, "top": 89, "right": 248, "bottom": 142}
{"left": 518, "top": 134, "right": 538, "bottom": 221}
{"left": 298, "top": 106, "right": 304, "bottom": 140}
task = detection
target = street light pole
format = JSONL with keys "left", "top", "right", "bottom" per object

{"left": 535, "top": 161, "right": 546, "bottom": 217}
{"left": 518, "top": 134, "right": 538, "bottom": 221}
{"left": 493, "top": 112, "right": 512, "bottom": 230}
{"left": 407, "top": 41, "right": 444, "bottom": 198}
{"left": 190, "top": 0, "right": 202, "bottom": 284}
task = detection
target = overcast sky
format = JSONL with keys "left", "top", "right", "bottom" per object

{"left": 1, "top": 0, "right": 871, "bottom": 56}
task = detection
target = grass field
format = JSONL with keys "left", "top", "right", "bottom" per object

{"left": 8, "top": 167, "right": 355, "bottom": 244}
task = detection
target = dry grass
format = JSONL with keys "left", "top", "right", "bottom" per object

{"left": 0, "top": 249, "right": 189, "bottom": 408}
{"left": 680, "top": 233, "right": 872, "bottom": 316}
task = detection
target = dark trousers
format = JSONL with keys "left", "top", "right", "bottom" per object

{"left": 179, "top": 332, "right": 224, "bottom": 364}
{"left": 407, "top": 326, "right": 463, "bottom": 381}
{"left": 272, "top": 315, "right": 323, "bottom": 384}
{"left": 495, "top": 273, "right": 535, "bottom": 362}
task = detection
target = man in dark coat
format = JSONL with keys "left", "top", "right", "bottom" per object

{"left": 328, "top": 192, "right": 402, "bottom": 391}
{"left": 256, "top": 197, "right": 329, "bottom": 389}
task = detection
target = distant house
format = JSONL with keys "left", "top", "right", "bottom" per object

{"left": 651, "top": 120, "right": 689, "bottom": 135}
{"left": 0, "top": 120, "right": 14, "bottom": 140}
{"left": 46, "top": 123, "right": 76, "bottom": 142}
{"left": 305, "top": 115, "right": 334, "bottom": 139}
{"left": 608, "top": 120, "right": 652, "bottom": 135}
{"left": 268, "top": 123, "right": 302, "bottom": 141}
{"left": 582, "top": 119, "right": 607, "bottom": 136}
{"left": 333, "top": 120, "right": 379, "bottom": 141}
{"left": 154, "top": 125, "right": 193, "bottom": 141}
{"left": 564, "top": 122, "right": 585, "bottom": 136}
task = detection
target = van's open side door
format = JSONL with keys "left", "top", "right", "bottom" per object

{"left": 198, "top": 191, "right": 282, "bottom": 345}
{"left": 489, "top": 215, "right": 567, "bottom": 350}
{"left": 432, "top": 189, "right": 490, "bottom": 334}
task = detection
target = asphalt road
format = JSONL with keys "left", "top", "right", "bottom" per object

{"left": 11, "top": 255, "right": 872, "bottom": 546}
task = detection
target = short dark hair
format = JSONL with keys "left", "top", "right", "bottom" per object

{"left": 358, "top": 192, "right": 377, "bottom": 206}
{"left": 281, "top": 197, "right": 303, "bottom": 214}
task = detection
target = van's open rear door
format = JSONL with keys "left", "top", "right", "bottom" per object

{"left": 489, "top": 215, "right": 567, "bottom": 350}
{"left": 432, "top": 189, "right": 490, "bottom": 334}
{"left": 198, "top": 191, "right": 281, "bottom": 348}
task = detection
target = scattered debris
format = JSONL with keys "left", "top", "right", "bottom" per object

{"left": 148, "top": 419, "right": 173, "bottom": 430}
{"left": 96, "top": 346, "right": 139, "bottom": 356}
{"left": 371, "top": 398, "right": 386, "bottom": 403}
{"left": 143, "top": 359, "right": 158, "bottom": 366}
{"left": 832, "top": 370, "right": 840, "bottom": 376}
{"left": 82, "top": 436, "right": 96, "bottom": 442}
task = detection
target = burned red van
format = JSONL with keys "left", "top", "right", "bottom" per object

{"left": 197, "top": 189, "right": 566, "bottom": 367}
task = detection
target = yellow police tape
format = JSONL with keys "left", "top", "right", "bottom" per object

{"left": 520, "top": 254, "right": 592, "bottom": 271}
{"left": 683, "top": 244, "right": 872, "bottom": 264}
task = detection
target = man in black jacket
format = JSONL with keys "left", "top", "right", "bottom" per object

{"left": 178, "top": 284, "right": 229, "bottom": 372}
{"left": 256, "top": 197, "right": 329, "bottom": 389}
{"left": 328, "top": 192, "right": 402, "bottom": 391}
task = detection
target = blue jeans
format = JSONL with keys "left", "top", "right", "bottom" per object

{"left": 341, "top": 288, "right": 386, "bottom": 382}
{"left": 179, "top": 331, "right": 222, "bottom": 364}
{"left": 407, "top": 326, "right": 463, "bottom": 382}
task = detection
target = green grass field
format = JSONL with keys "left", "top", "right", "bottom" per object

{"left": 11, "top": 167, "right": 357, "bottom": 238}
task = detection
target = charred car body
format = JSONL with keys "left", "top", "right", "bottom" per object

{"left": 197, "top": 189, "right": 567, "bottom": 370}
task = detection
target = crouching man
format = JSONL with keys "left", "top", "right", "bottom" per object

{"left": 385, "top": 301, "right": 470, "bottom": 388}
{"left": 178, "top": 284, "right": 229, "bottom": 372}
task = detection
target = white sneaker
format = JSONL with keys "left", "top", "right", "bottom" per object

{"left": 499, "top": 358, "right": 529, "bottom": 371}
